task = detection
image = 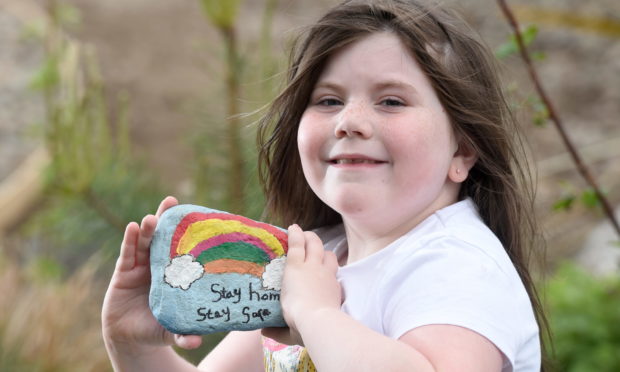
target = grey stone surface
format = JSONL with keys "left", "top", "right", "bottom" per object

{"left": 149, "top": 204, "right": 287, "bottom": 335}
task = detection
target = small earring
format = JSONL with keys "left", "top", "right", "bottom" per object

{"left": 456, "top": 168, "right": 461, "bottom": 174}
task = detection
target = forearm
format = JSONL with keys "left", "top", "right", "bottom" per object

{"left": 198, "top": 330, "right": 264, "bottom": 372}
{"left": 104, "top": 339, "right": 198, "bottom": 372}
{"left": 297, "top": 309, "right": 435, "bottom": 372}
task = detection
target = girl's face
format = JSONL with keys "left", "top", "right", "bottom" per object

{"left": 298, "top": 32, "right": 466, "bottom": 233}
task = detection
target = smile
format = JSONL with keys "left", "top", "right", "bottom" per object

{"left": 328, "top": 153, "right": 388, "bottom": 166}
{"left": 332, "top": 159, "right": 383, "bottom": 164}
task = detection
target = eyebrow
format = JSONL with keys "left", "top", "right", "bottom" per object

{"left": 313, "top": 80, "right": 420, "bottom": 98}
{"left": 312, "top": 81, "right": 345, "bottom": 94}
{"left": 374, "top": 80, "right": 420, "bottom": 98}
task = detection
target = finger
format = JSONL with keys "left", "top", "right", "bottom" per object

{"left": 161, "top": 329, "right": 176, "bottom": 346}
{"left": 174, "top": 334, "right": 203, "bottom": 350}
{"left": 156, "top": 196, "right": 179, "bottom": 218}
{"left": 286, "top": 224, "right": 306, "bottom": 264}
{"left": 303, "top": 231, "right": 324, "bottom": 264}
{"left": 117, "top": 222, "right": 140, "bottom": 271}
{"left": 136, "top": 214, "right": 157, "bottom": 267}
{"left": 323, "top": 250, "right": 340, "bottom": 274}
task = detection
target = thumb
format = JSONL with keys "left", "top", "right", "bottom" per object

{"left": 323, "top": 250, "right": 340, "bottom": 273}
{"left": 174, "top": 334, "right": 203, "bottom": 350}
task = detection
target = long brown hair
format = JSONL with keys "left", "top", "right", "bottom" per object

{"left": 258, "top": 0, "right": 549, "bottom": 367}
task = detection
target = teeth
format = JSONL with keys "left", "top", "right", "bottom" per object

{"left": 335, "top": 159, "right": 379, "bottom": 164}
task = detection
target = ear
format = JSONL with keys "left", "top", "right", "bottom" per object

{"left": 449, "top": 140, "right": 477, "bottom": 183}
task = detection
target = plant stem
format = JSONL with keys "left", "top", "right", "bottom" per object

{"left": 220, "top": 25, "right": 244, "bottom": 214}
{"left": 497, "top": 0, "right": 620, "bottom": 238}
{"left": 83, "top": 187, "right": 125, "bottom": 233}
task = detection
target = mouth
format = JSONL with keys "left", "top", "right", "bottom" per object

{"left": 330, "top": 158, "right": 384, "bottom": 165}
{"left": 328, "top": 154, "right": 387, "bottom": 165}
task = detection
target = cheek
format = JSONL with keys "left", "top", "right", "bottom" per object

{"left": 383, "top": 125, "right": 432, "bottom": 164}
{"left": 297, "top": 114, "right": 326, "bottom": 182}
{"left": 385, "top": 123, "right": 453, "bottom": 182}
{"left": 298, "top": 111, "right": 332, "bottom": 154}
{"left": 297, "top": 116, "right": 316, "bottom": 163}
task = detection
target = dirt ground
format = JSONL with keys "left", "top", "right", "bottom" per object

{"left": 6, "top": 0, "right": 620, "bottom": 267}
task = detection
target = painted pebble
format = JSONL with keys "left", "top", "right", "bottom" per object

{"left": 149, "top": 204, "right": 288, "bottom": 335}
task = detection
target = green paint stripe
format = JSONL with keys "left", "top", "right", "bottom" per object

{"left": 196, "top": 242, "right": 271, "bottom": 265}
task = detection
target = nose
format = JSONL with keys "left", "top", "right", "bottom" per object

{"left": 334, "top": 102, "right": 373, "bottom": 139}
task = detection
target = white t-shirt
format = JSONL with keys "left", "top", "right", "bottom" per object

{"left": 263, "top": 199, "right": 540, "bottom": 372}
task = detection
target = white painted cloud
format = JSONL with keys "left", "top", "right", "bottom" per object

{"left": 261, "top": 256, "right": 287, "bottom": 290}
{"left": 164, "top": 255, "right": 204, "bottom": 290}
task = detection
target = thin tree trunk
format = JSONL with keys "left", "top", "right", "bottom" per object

{"left": 221, "top": 26, "right": 244, "bottom": 213}
{"left": 498, "top": 0, "right": 620, "bottom": 238}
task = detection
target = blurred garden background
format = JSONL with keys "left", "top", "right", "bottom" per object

{"left": 0, "top": 0, "right": 619, "bottom": 370}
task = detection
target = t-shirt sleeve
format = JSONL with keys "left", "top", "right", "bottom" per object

{"left": 382, "top": 236, "right": 534, "bottom": 368}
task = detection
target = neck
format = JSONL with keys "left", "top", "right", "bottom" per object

{"left": 341, "top": 192, "right": 459, "bottom": 264}
{"left": 342, "top": 213, "right": 425, "bottom": 264}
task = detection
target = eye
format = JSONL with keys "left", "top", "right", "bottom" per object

{"left": 317, "top": 98, "right": 343, "bottom": 106}
{"left": 380, "top": 98, "right": 405, "bottom": 107}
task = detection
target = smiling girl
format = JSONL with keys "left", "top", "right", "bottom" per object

{"left": 102, "top": 1, "right": 548, "bottom": 371}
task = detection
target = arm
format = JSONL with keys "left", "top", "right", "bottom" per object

{"left": 103, "top": 339, "right": 198, "bottom": 372}
{"left": 267, "top": 225, "right": 503, "bottom": 372}
{"left": 298, "top": 311, "right": 502, "bottom": 372}
{"left": 102, "top": 196, "right": 202, "bottom": 371}
{"left": 198, "top": 330, "right": 264, "bottom": 372}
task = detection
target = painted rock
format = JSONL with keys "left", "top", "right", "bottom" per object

{"left": 149, "top": 204, "right": 288, "bottom": 335}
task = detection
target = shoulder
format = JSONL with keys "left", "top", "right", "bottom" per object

{"left": 384, "top": 199, "right": 510, "bottom": 277}
{"left": 379, "top": 200, "right": 540, "bottom": 369}
{"left": 382, "top": 200, "right": 532, "bottom": 322}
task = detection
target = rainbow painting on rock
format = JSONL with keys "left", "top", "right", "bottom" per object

{"left": 163, "top": 211, "right": 288, "bottom": 291}
{"left": 149, "top": 204, "right": 290, "bottom": 335}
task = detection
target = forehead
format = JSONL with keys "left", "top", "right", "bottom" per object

{"left": 323, "top": 32, "right": 413, "bottom": 70}
{"left": 314, "top": 32, "right": 438, "bottom": 100}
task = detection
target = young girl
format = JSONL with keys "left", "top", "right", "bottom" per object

{"left": 102, "top": 0, "right": 547, "bottom": 371}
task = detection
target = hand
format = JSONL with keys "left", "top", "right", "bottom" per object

{"left": 102, "top": 196, "right": 201, "bottom": 353}
{"left": 262, "top": 224, "right": 342, "bottom": 346}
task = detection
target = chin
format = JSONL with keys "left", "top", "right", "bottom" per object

{"left": 328, "top": 192, "right": 379, "bottom": 217}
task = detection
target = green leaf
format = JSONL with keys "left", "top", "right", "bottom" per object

{"left": 55, "top": 3, "right": 81, "bottom": 29}
{"left": 20, "top": 20, "right": 46, "bottom": 41}
{"left": 531, "top": 51, "right": 547, "bottom": 61}
{"left": 521, "top": 24, "right": 539, "bottom": 45}
{"left": 528, "top": 96, "right": 549, "bottom": 127}
{"left": 553, "top": 195, "right": 575, "bottom": 211}
{"left": 533, "top": 107, "right": 549, "bottom": 127}
{"left": 28, "top": 257, "right": 64, "bottom": 283}
{"left": 29, "top": 56, "right": 60, "bottom": 91}
{"left": 200, "top": 0, "right": 241, "bottom": 29}
{"left": 495, "top": 39, "right": 518, "bottom": 59}
{"left": 495, "top": 24, "right": 539, "bottom": 59}
{"left": 581, "top": 189, "right": 601, "bottom": 208}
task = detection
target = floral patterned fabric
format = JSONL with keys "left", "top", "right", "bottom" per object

{"left": 262, "top": 337, "right": 316, "bottom": 372}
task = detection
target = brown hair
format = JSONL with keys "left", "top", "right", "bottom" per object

{"left": 258, "top": 0, "right": 549, "bottom": 366}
